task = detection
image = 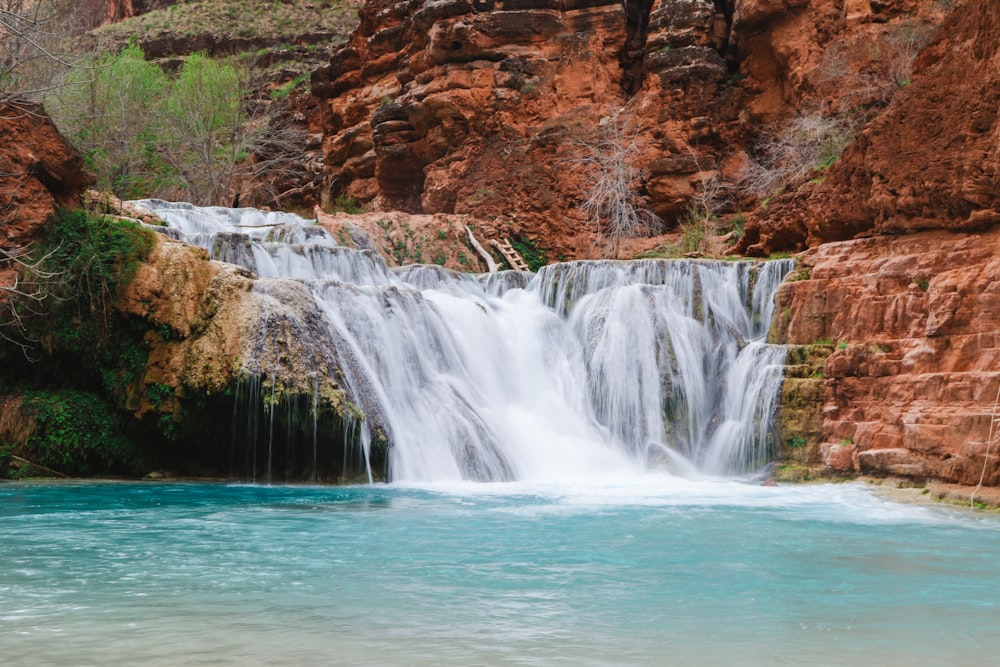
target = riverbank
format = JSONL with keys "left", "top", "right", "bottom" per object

{"left": 861, "top": 476, "right": 1000, "bottom": 511}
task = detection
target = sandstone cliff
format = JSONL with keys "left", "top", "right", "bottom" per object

{"left": 774, "top": 228, "right": 1000, "bottom": 487}
{"left": 743, "top": 0, "right": 1000, "bottom": 488}
{"left": 0, "top": 103, "right": 92, "bottom": 291}
{"left": 738, "top": 0, "right": 999, "bottom": 254}
{"left": 312, "top": 0, "right": 952, "bottom": 258}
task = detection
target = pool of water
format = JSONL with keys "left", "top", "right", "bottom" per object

{"left": 2, "top": 479, "right": 999, "bottom": 665}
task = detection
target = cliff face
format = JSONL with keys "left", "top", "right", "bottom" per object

{"left": 773, "top": 228, "right": 1000, "bottom": 485}
{"left": 313, "top": 0, "right": 950, "bottom": 258}
{"left": 312, "top": 0, "right": 743, "bottom": 257}
{"left": 752, "top": 0, "right": 1000, "bottom": 486}
{"left": 738, "top": 0, "right": 1000, "bottom": 254}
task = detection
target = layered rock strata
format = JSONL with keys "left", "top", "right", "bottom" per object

{"left": 314, "top": 0, "right": 951, "bottom": 258}
{"left": 773, "top": 228, "right": 1000, "bottom": 485}
{"left": 738, "top": 0, "right": 999, "bottom": 254}
{"left": 312, "top": 0, "right": 746, "bottom": 258}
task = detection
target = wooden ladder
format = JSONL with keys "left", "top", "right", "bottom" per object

{"left": 489, "top": 238, "right": 531, "bottom": 272}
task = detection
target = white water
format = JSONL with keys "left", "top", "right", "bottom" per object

{"left": 133, "top": 200, "right": 794, "bottom": 482}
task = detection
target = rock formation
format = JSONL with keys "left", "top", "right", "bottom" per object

{"left": 313, "top": 0, "right": 954, "bottom": 259}
{"left": 0, "top": 103, "right": 92, "bottom": 291}
{"left": 311, "top": 0, "right": 745, "bottom": 258}
{"left": 773, "top": 228, "right": 1000, "bottom": 486}
{"left": 738, "top": 0, "right": 999, "bottom": 254}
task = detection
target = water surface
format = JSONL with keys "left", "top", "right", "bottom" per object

{"left": 2, "top": 480, "right": 998, "bottom": 665}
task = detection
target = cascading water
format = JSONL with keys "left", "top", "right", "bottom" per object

{"left": 133, "top": 200, "right": 794, "bottom": 483}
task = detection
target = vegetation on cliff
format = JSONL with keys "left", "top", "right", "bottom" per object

{"left": 0, "top": 208, "right": 155, "bottom": 477}
{"left": 49, "top": 43, "right": 303, "bottom": 205}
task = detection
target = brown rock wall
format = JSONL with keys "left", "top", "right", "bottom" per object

{"left": 0, "top": 103, "right": 92, "bottom": 291}
{"left": 738, "top": 0, "right": 999, "bottom": 255}
{"left": 773, "top": 228, "right": 1000, "bottom": 485}
{"left": 315, "top": 0, "right": 960, "bottom": 259}
{"left": 313, "top": 0, "right": 749, "bottom": 258}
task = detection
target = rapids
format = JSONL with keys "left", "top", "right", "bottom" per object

{"left": 133, "top": 200, "right": 794, "bottom": 483}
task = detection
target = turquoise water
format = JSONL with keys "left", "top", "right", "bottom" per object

{"left": 2, "top": 480, "right": 999, "bottom": 665}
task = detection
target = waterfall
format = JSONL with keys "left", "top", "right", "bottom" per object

{"left": 133, "top": 200, "right": 794, "bottom": 482}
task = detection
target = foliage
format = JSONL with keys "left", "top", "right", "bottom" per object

{"left": 510, "top": 236, "right": 547, "bottom": 272}
{"left": 814, "top": 20, "right": 937, "bottom": 112}
{"left": 676, "top": 207, "right": 710, "bottom": 255}
{"left": 39, "top": 208, "right": 154, "bottom": 319}
{"left": 49, "top": 41, "right": 174, "bottom": 198}
{"left": 6, "top": 389, "right": 138, "bottom": 476}
{"left": 741, "top": 20, "right": 937, "bottom": 203}
{"left": 270, "top": 72, "right": 308, "bottom": 100}
{"left": 786, "top": 436, "right": 808, "bottom": 450}
{"left": 330, "top": 194, "right": 364, "bottom": 214}
{"left": 3, "top": 208, "right": 154, "bottom": 363}
{"left": 50, "top": 43, "right": 303, "bottom": 206}
{"left": 164, "top": 53, "right": 248, "bottom": 204}
{"left": 742, "top": 112, "right": 858, "bottom": 200}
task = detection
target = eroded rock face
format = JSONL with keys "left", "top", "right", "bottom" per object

{"left": 119, "top": 235, "right": 352, "bottom": 419}
{"left": 313, "top": 0, "right": 747, "bottom": 258}
{"left": 738, "top": 0, "right": 999, "bottom": 254}
{"left": 314, "top": 0, "right": 959, "bottom": 259}
{"left": 772, "top": 228, "right": 1000, "bottom": 485}
{"left": 0, "top": 103, "right": 92, "bottom": 290}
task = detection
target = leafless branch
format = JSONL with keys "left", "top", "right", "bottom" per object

{"left": 0, "top": 0, "right": 92, "bottom": 105}
{"left": 570, "top": 108, "right": 660, "bottom": 259}
{"left": 0, "top": 243, "right": 67, "bottom": 360}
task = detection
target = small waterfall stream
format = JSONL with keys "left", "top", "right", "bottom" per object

{"left": 134, "top": 200, "right": 794, "bottom": 483}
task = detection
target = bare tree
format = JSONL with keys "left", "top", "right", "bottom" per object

{"left": 233, "top": 97, "right": 312, "bottom": 209}
{"left": 814, "top": 21, "right": 936, "bottom": 115}
{"left": 0, "top": 242, "right": 65, "bottom": 360}
{"left": 162, "top": 55, "right": 307, "bottom": 206}
{"left": 0, "top": 0, "right": 90, "bottom": 105}
{"left": 573, "top": 109, "right": 659, "bottom": 259}
{"left": 741, "top": 112, "right": 858, "bottom": 200}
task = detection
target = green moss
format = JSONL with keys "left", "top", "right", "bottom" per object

{"left": 774, "top": 463, "right": 815, "bottom": 482}
{"left": 7, "top": 389, "right": 140, "bottom": 477}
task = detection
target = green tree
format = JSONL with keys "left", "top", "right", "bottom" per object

{"left": 164, "top": 53, "right": 249, "bottom": 205}
{"left": 48, "top": 41, "right": 173, "bottom": 198}
{"left": 50, "top": 44, "right": 301, "bottom": 206}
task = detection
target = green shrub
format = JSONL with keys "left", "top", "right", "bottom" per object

{"left": 14, "top": 389, "right": 138, "bottom": 476}
{"left": 40, "top": 208, "right": 154, "bottom": 321}
{"left": 3, "top": 208, "right": 154, "bottom": 371}
{"left": 510, "top": 236, "right": 547, "bottom": 272}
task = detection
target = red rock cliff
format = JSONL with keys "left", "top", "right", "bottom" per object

{"left": 738, "top": 0, "right": 999, "bottom": 254}
{"left": 0, "top": 103, "right": 92, "bottom": 286}
{"left": 312, "top": 0, "right": 748, "bottom": 257}
{"left": 774, "top": 227, "right": 1000, "bottom": 486}
{"left": 756, "top": 0, "right": 1000, "bottom": 488}
{"left": 313, "top": 0, "right": 952, "bottom": 258}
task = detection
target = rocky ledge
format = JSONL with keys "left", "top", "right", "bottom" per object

{"left": 774, "top": 227, "right": 1000, "bottom": 486}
